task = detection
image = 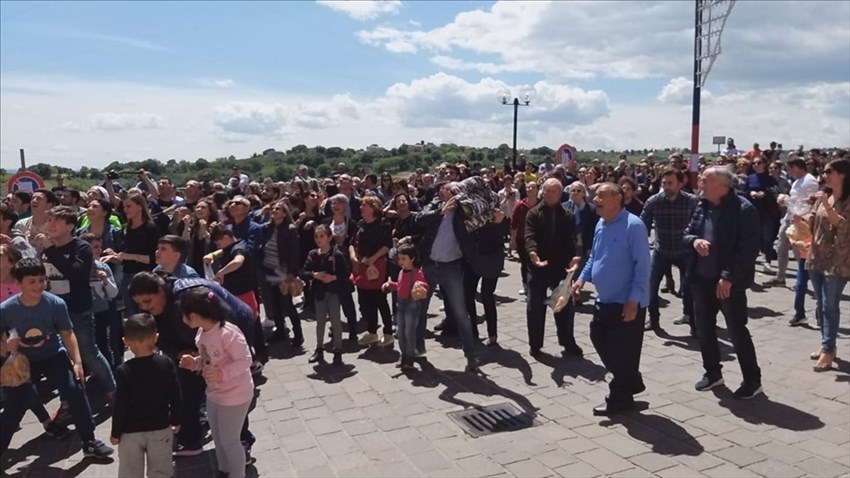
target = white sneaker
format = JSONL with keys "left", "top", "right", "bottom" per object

{"left": 378, "top": 334, "right": 394, "bottom": 347}
{"left": 358, "top": 333, "right": 380, "bottom": 346}
{"left": 518, "top": 288, "right": 526, "bottom": 296}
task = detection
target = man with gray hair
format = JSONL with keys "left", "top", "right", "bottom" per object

{"left": 683, "top": 166, "right": 763, "bottom": 399}
{"left": 524, "top": 178, "right": 582, "bottom": 359}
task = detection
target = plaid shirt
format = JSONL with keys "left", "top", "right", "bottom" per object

{"left": 640, "top": 190, "right": 698, "bottom": 258}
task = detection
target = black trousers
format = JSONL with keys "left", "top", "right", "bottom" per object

{"left": 589, "top": 303, "right": 645, "bottom": 406}
{"left": 691, "top": 277, "right": 761, "bottom": 385}
{"left": 358, "top": 288, "right": 393, "bottom": 335}
{"left": 526, "top": 267, "right": 577, "bottom": 351}
{"left": 463, "top": 269, "right": 499, "bottom": 339}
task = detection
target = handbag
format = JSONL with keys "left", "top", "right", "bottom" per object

{"left": 352, "top": 255, "right": 387, "bottom": 290}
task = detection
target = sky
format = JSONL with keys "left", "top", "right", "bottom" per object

{"left": 1, "top": 0, "right": 849, "bottom": 170}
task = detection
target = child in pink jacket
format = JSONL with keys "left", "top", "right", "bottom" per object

{"left": 178, "top": 288, "right": 253, "bottom": 478}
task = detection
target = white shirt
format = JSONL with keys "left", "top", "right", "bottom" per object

{"left": 784, "top": 172, "right": 820, "bottom": 220}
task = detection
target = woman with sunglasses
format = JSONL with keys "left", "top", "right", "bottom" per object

{"left": 799, "top": 159, "right": 850, "bottom": 372}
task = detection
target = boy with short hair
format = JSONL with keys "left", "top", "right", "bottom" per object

{"left": 37, "top": 206, "right": 116, "bottom": 398}
{"left": 0, "top": 258, "right": 113, "bottom": 458}
{"left": 153, "top": 235, "right": 199, "bottom": 278}
{"left": 111, "top": 313, "right": 182, "bottom": 478}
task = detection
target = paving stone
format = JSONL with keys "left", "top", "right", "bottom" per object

{"left": 655, "top": 465, "right": 706, "bottom": 478}
{"left": 553, "top": 461, "right": 603, "bottom": 478}
{"left": 745, "top": 460, "right": 805, "bottom": 478}
{"left": 629, "top": 452, "right": 679, "bottom": 472}
{"left": 796, "top": 437, "right": 850, "bottom": 460}
{"left": 794, "top": 457, "right": 850, "bottom": 477}
{"left": 455, "top": 454, "right": 507, "bottom": 477}
{"left": 703, "top": 463, "right": 761, "bottom": 477}
{"left": 503, "top": 459, "right": 557, "bottom": 478}
{"left": 575, "top": 448, "right": 633, "bottom": 475}
{"left": 713, "top": 445, "right": 768, "bottom": 467}
{"left": 753, "top": 441, "right": 818, "bottom": 465}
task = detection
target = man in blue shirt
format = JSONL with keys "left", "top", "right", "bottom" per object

{"left": 573, "top": 183, "right": 651, "bottom": 416}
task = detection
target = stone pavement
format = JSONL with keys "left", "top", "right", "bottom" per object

{"left": 2, "top": 257, "right": 849, "bottom": 478}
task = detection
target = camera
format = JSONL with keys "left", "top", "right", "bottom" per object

{"left": 105, "top": 169, "right": 120, "bottom": 180}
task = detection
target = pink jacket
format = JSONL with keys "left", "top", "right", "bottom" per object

{"left": 195, "top": 321, "right": 254, "bottom": 406}
{"left": 386, "top": 268, "right": 428, "bottom": 300}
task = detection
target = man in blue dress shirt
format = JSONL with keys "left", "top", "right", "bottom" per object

{"left": 572, "top": 183, "right": 651, "bottom": 416}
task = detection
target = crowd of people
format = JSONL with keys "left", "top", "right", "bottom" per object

{"left": 0, "top": 142, "right": 848, "bottom": 477}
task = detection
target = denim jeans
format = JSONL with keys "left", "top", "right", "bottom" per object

{"left": 70, "top": 310, "right": 116, "bottom": 393}
{"left": 810, "top": 270, "right": 848, "bottom": 353}
{"left": 421, "top": 260, "right": 477, "bottom": 358}
{"left": 396, "top": 298, "right": 422, "bottom": 360}
{"left": 794, "top": 259, "right": 810, "bottom": 317}
{"left": 648, "top": 251, "right": 693, "bottom": 324}
{"left": 691, "top": 277, "right": 761, "bottom": 385}
{"left": 94, "top": 303, "right": 124, "bottom": 368}
{"left": 1, "top": 352, "right": 96, "bottom": 453}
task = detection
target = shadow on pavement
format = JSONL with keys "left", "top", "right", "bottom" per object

{"left": 657, "top": 328, "right": 735, "bottom": 362}
{"left": 535, "top": 351, "right": 607, "bottom": 388}
{"left": 306, "top": 362, "right": 358, "bottom": 384}
{"left": 357, "top": 345, "right": 400, "bottom": 365}
{"left": 712, "top": 388, "right": 825, "bottom": 431}
{"left": 748, "top": 306, "right": 781, "bottom": 319}
{"left": 478, "top": 345, "right": 536, "bottom": 386}
{"left": 601, "top": 409, "right": 705, "bottom": 457}
{"left": 407, "top": 359, "right": 539, "bottom": 417}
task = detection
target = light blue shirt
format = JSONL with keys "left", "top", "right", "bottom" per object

{"left": 429, "top": 211, "right": 463, "bottom": 263}
{"left": 579, "top": 208, "right": 651, "bottom": 307}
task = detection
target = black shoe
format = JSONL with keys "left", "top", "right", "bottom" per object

{"left": 291, "top": 335, "right": 304, "bottom": 348}
{"left": 633, "top": 376, "right": 646, "bottom": 395}
{"left": 332, "top": 350, "right": 343, "bottom": 366}
{"left": 43, "top": 420, "right": 71, "bottom": 439}
{"left": 644, "top": 320, "right": 660, "bottom": 331}
{"left": 733, "top": 382, "right": 763, "bottom": 400}
{"left": 82, "top": 439, "right": 114, "bottom": 459}
{"left": 268, "top": 329, "right": 290, "bottom": 343}
{"left": 593, "top": 400, "right": 635, "bottom": 416}
{"left": 694, "top": 375, "right": 724, "bottom": 391}
{"left": 308, "top": 349, "right": 324, "bottom": 364}
{"left": 529, "top": 347, "right": 543, "bottom": 359}
{"left": 788, "top": 314, "right": 807, "bottom": 327}
{"left": 439, "top": 328, "right": 458, "bottom": 338}
{"left": 562, "top": 343, "right": 584, "bottom": 357}
{"left": 465, "top": 357, "right": 480, "bottom": 373}
{"left": 434, "top": 320, "right": 447, "bottom": 331}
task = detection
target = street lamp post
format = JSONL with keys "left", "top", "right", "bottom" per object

{"left": 499, "top": 88, "right": 535, "bottom": 171}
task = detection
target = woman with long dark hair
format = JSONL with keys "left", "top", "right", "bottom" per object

{"left": 117, "top": 193, "right": 159, "bottom": 316}
{"left": 801, "top": 158, "right": 850, "bottom": 372}
{"left": 186, "top": 198, "right": 218, "bottom": 275}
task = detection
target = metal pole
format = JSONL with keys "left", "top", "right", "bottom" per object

{"left": 512, "top": 98, "right": 519, "bottom": 171}
{"left": 19, "top": 148, "right": 26, "bottom": 170}
{"left": 689, "top": 0, "right": 702, "bottom": 188}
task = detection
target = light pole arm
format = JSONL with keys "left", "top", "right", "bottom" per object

{"left": 512, "top": 98, "right": 519, "bottom": 171}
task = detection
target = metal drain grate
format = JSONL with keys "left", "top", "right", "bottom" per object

{"left": 448, "top": 402, "right": 540, "bottom": 438}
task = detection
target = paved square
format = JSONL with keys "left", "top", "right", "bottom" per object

{"left": 2, "top": 258, "right": 848, "bottom": 477}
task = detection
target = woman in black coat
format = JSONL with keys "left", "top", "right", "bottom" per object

{"left": 463, "top": 211, "right": 507, "bottom": 346}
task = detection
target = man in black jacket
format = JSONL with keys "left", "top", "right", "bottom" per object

{"left": 683, "top": 166, "right": 763, "bottom": 400}
{"left": 524, "top": 178, "right": 582, "bottom": 359}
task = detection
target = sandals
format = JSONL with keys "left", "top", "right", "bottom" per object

{"left": 811, "top": 349, "right": 838, "bottom": 361}
{"left": 814, "top": 351, "right": 835, "bottom": 372}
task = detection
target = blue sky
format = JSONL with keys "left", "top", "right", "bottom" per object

{"left": 1, "top": 1, "right": 848, "bottom": 169}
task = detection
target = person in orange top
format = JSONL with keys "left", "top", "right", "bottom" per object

{"left": 744, "top": 143, "right": 762, "bottom": 160}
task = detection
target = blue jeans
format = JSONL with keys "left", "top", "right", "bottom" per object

{"left": 94, "top": 304, "right": 124, "bottom": 368}
{"left": 1, "top": 352, "right": 96, "bottom": 453}
{"left": 70, "top": 310, "right": 116, "bottom": 393}
{"left": 794, "top": 259, "right": 810, "bottom": 316}
{"left": 810, "top": 270, "right": 848, "bottom": 353}
{"left": 396, "top": 298, "right": 421, "bottom": 360}
{"left": 648, "top": 251, "right": 693, "bottom": 323}
{"left": 420, "top": 260, "right": 477, "bottom": 358}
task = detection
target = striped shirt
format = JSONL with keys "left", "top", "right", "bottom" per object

{"left": 640, "top": 190, "right": 698, "bottom": 258}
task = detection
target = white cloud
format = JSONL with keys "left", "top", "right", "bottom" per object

{"left": 317, "top": 0, "right": 402, "bottom": 21}
{"left": 356, "top": 0, "right": 850, "bottom": 84}
{"left": 657, "top": 77, "right": 713, "bottom": 104}
{"left": 1, "top": 73, "right": 847, "bottom": 171}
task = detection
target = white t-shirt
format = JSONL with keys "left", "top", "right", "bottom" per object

{"left": 784, "top": 173, "right": 820, "bottom": 220}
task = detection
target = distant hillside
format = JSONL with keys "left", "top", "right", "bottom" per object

{"left": 0, "top": 142, "right": 716, "bottom": 194}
